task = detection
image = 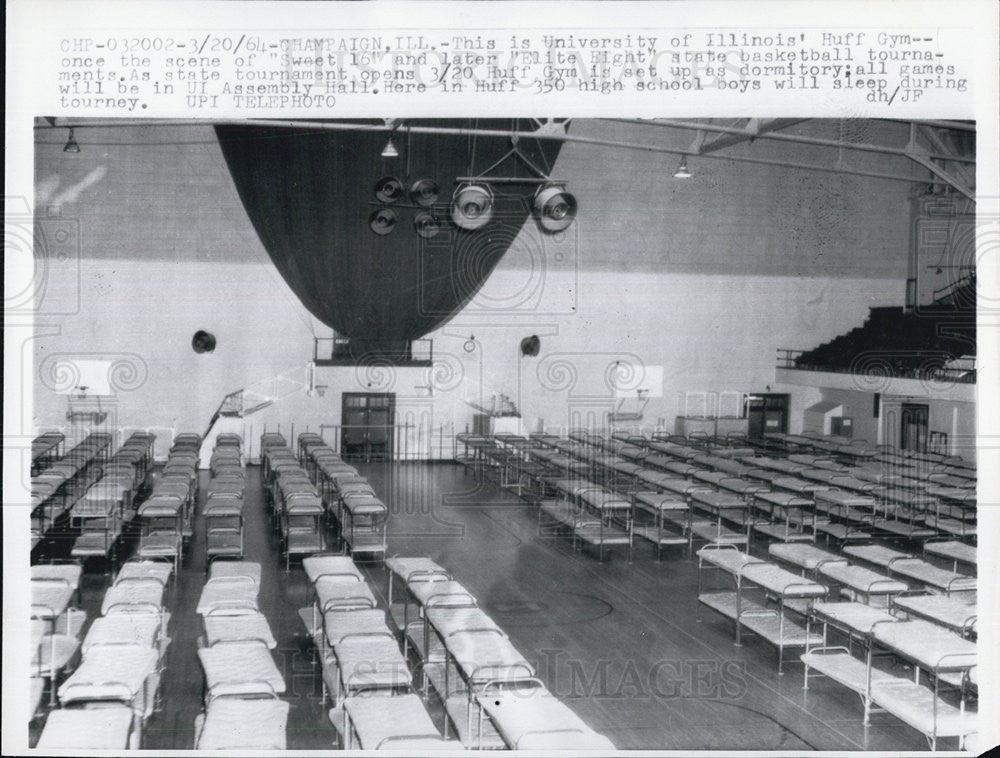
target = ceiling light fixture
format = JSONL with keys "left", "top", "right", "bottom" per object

{"left": 673, "top": 156, "right": 691, "bottom": 179}
{"left": 63, "top": 127, "right": 80, "bottom": 153}
{"left": 381, "top": 137, "right": 398, "bottom": 158}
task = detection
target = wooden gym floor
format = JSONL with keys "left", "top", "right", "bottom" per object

{"left": 32, "top": 462, "right": 934, "bottom": 751}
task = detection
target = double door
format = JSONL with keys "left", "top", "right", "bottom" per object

{"left": 342, "top": 393, "right": 394, "bottom": 461}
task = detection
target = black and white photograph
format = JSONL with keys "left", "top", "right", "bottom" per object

{"left": 5, "top": 2, "right": 999, "bottom": 756}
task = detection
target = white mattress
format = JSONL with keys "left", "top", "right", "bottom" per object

{"left": 341, "top": 693, "right": 438, "bottom": 748}
{"left": 197, "top": 698, "right": 289, "bottom": 749}
{"left": 333, "top": 634, "right": 412, "bottom": 691}
{"left": 768, "top": 543, "right": 845, "bottom": 571}
{"left": 893, "top": 594, "right": 977, "bottom": 634}
{"left": 410, "top": 580, "right": 477, "bottom": 608}
{"left": 203, "top": 612, "right": 277, "bottom": 649}
{"left": 37, "top": 706, "right": 134, "bottom": 749}
{"left": 314, "top": 577, "right": 377, "bottom": 611}
{"left": 819, "top": 563, "right": 908, "bottom": 595}
{"left": 31, "top": 580, "right": 75, "bottom": 619}
{"left": 59, "top": 644, "right": 158, "bottom": 703}
{"left": 843, "top": 544, "right": 910, "bottom": 567}
{"left": 474, "top": 686, "right": 615, "bottom": 749}
{"left": 872, "top": 619, "right": 976, "bottom": 671}
{"left": 870, "top": 680, "right": 976, "bottom": 737}
{"left": 83, "top": 613, "right": 163, "bottom": 652}
{"left": 31, "top": 564, "right": 83, "bottom": 588}
{"left": 102, "top": 579, "right": 165, "bottom": 615}
{"left": 322, "top": 608, "right": 389, "bottom": 647}
{"left": 924, "top": 541, "right": 977, "bottom": 566}
{"left": 196, "top": 579, "right": 259, "bottom": 616}
{"left": 445, "top": 630, "right": 534, "bottom": 684}
{"left": 303, "top": 555, "right": 365, "bottom": 584}
{"left": 385, "top": 556, "right": 449, "bottom": 583}
{"left": 634, "top": 491, "right": 687, "bottom": 511}
{"left": 426, "top": 606, "right": 504, "bottom": 639}
{"left": 890, "top": 559, "right": 977, "bottom": 593}
{"left": 116, "top": 560, "right": 173, "bottom": 586}
{"left": 740, "top": 563, "right": 827, "bottom": 597}
{"left": 812, "top": 601, "right": 896, "bottom": 635}
{"left": 198, "top": 642, "right": 286, "bottom": 697}
{"left": 696, "top": 547, "right": 763, "bottom": 575}
{"left": 208, "top": 561, "right": 261, "bottom": 586}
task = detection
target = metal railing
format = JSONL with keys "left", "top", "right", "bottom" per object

{"left": 776, "top": 349, "right": 976, "bottom": 384}
{"left": 313, "top": 337, "right": 433, "bottom": 364}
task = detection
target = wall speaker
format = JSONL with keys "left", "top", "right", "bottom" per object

{"left": 520, "top": 335, "right": 541, "bottom": 357}
{"left": 192, "top": 330, "right": 216, "bottom": 353}
{"left": 534, "top": 184, "right": 577, "bottom": 233}
{"left": 409, "top": 179, "right": 440, "bottom": 206}
{"left": 369, "top": 208, "right": 398, "bottom": 235}
{"left": 450, "top": 184, "right": 493, "bottom": 230}
{"left": 374, "top": 176, "right": 405, "bottom": 203}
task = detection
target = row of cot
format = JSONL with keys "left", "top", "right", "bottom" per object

{"left": 203, "top": 435, "right": 249, "bottom": 568}
{"left": 65, "top": 433, "right": 157, "bottom": 570}
{"left": 695, "top": 543, "right": 977, "bottom": 751}
{"left": 457, "top": 431, "right": 975, "bottom": 560}
{"left": 261, "top": 432, "right": 388, "bottom": 565}
{"left": 30, "top": 432, "right": 116, "bottom": 551}
{"left": 296, "top": 432, "right": 390, "bottom": 559}
{"left": 31, "top": 431, "right": 67, "bottom": 475}
{"left": 192, "top": 560, "right": 290, "bottom": 749}
{"left": 31, "top": 559, "right": 174, "bottom": 749}
{"left": 132, "top": 434, "right": 204, "bottom": 574}
{"left": 529, "top": 432, "right": 979, "bottom": 595}
{"left": 293, "top": 554, "right": 615, "bottom": 749}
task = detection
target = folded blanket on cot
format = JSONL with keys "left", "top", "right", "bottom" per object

{"left": 893, "top": 594, "right": 977, "bottom": 634}
{"left": 198, "top": 641, "right": 286, "bottom": 697}
{"left": 59, "top": 644, "right": 158, "bottom": 703}
{"left": 385, "top": 556, "right": 449, "bottom": 583}
{"left": 196, "top": 697, "right": 289, "bottom": 749}
{"left": 114, "top": 560, "right": 173, "bottom": 586}
{"left": 444, "top": 630, "right": 534, "bottom": 684}
{"left": 196, "top": 578, "right": 259, "bottom": 615}
{"left": 37, "top": 706, "right": 134, "bottom": 749}
{"left": 203, "top": 611, "right": 277, "bottom": 648}
{"left": 83, "top": 613, "right": 164, "bottom": 652}
{"left": 477, "top": 687, "right": 616, "bottom": 749}
{"left": 102, "top": 578, "right": 165, "bottom": 615}
{"left": 332, "top": 634, "right": 412, "bottom": 690}
{"left": 31, "top": 564, "right": 83, "bottom": 587}
{"left": 338, "top": 693, "right": 440, "bottom": 748}
{"left": 304, "top": 555, "right": 365, "bottom": 584}
{"left": 818, "top": 563, "right": 908, "bottom": 595}
{"left": 314, "top": 577, "right": 377, "bottom": 610}
{"left": 410, "top": 580, "right": 477, "bottom": 608}
{"left": 812, "top": 601, "right": 896, "bottom": 634}
{"left": 872, "top": 619, "right": 976, "bottom": 671}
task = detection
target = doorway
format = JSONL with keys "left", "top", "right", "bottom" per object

{"left": 747, "top": 394, "right": 790, "bottom": 441}
{"left": 341, "top": 392, "right": 395, "bottom": 461}
{"left": 900, "top": 403, "right": 929, "bottom": 453}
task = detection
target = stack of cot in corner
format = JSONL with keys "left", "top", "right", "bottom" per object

{"left": 32, "top": 559, "right": 173, "bottom": 750}
{"left": 192, "top": 559, "right": 289, "bottom": 750}
{"left": 294, "top": 553, "right": 615, "bottom": 750}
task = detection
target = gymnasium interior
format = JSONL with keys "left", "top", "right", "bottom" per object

{"left": 22, "top": 117, "right": 983, "bottom": 751}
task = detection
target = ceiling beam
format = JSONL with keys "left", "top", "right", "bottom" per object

{"left": 916, "top": 124, "right": 976, "bottom": 190}
{"left": 695, "top": 118, "right": 809, "bottom": 155}
{"left": 610, "top": 118, "right": 976, "bottom": 164}
{"left": 905, "top": 151, "right": 975, "bottom": 201}
{"left": 37, "top": 118, "right": 957, "bottom": 187}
